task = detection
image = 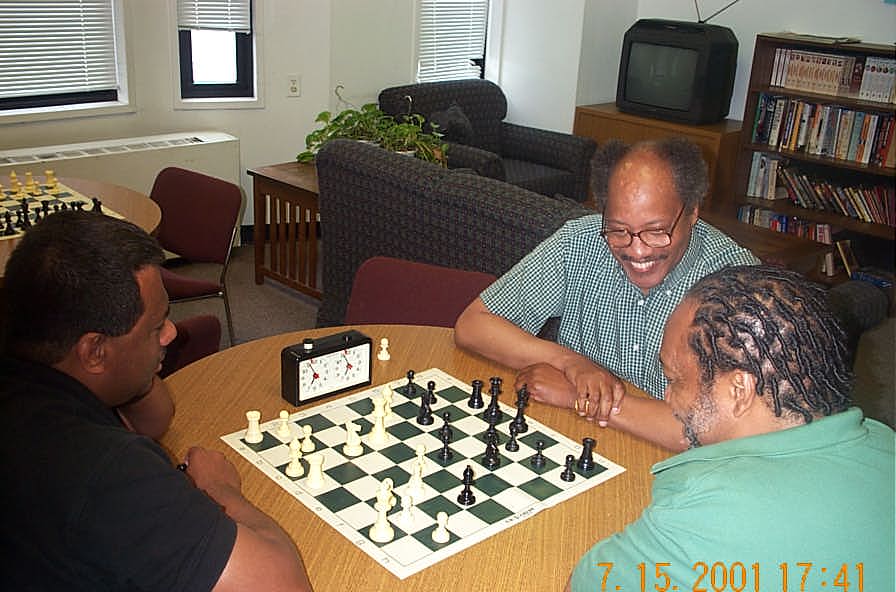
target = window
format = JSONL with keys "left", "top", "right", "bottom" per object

{"left": 177, "top": 0, "right": 254, "bottom": 99}
{"left": 0, "top": 0, "right": 123, "bottom": 112}
{"left": 417, "top": 0, "right": 489, "bottom": 83}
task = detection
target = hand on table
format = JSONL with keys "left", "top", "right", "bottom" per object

{"left": 182, "top": 446, "right": 242, "bottom": 507}
{"left": 516, "top": 362, "right": 624, "bottom": 426}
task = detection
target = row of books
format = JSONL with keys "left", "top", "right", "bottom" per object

{"left": 736, "top": 203, "right": 833, "bottom": 243}
{"left": 750, "top": 93, "right": 896, "bottom": 167}
{"left": 746, "top": 152, "right": 896, "bottom": 227}
{"left": 770, "top": 47, "right": 896, "bottom": 104}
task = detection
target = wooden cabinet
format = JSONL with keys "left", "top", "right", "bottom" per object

{"left": 573, "top": 102, "right": 743, "bottom": 209}
{"left": 730, "top": 33, "right": 895, "bottom": 275}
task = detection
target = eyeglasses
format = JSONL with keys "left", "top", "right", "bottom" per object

{"left": 600, "top": 206, "right": 686, "bottom": 248}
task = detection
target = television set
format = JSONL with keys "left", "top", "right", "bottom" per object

{"left": 615, "top": 19, "right": 738, "bottom": 125}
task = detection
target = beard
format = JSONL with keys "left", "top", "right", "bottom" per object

{"left": 677, "top": 385, "right": 720, "bottom": 449}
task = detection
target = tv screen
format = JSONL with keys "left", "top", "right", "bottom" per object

{"left": 625, "top": 42, "right": 699, "bottom": 111}
{"left": 615, "top": 19, "right": 738, "bottom": 125}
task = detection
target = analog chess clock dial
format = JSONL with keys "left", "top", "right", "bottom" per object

{"left": 281, "top": 330, "right": 373, "bottom": 406}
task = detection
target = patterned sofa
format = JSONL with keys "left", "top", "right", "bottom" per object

{"left": 314, "top": 139, "right": 592, "bottom": 327}
{"left": 378, "top": 79, "right": 596, "bottom": 202}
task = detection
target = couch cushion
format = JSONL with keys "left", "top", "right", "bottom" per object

{"left": 428, "top": 103, "right": 474, "bottom": 144}
{"left": 502, "top": 158, "right": 576, "bottom": 200}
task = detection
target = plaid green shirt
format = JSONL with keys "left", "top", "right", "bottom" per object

{"left": 480, "top": 214, "right": 759, "bottom": 398}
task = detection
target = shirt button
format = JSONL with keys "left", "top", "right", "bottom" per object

{"left": 632, "top": 344, "right": 640, "bottom": 352}
{"left": 637, "top": 299, "right": 645, "bottom": 307}
{"left": 665, "top": 290, "right": 672, "bottom": 297}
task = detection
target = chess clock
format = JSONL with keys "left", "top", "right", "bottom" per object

{"left": 281, "top": 330, "right": 373, "bottom": 406}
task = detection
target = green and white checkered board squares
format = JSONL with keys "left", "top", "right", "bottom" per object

{"left": 221, "top": 367, "right": 625, "bottom": 580}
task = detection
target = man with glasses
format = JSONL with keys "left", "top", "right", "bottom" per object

{"left": 455, "top": 138, "right": 758, "bottom": 450}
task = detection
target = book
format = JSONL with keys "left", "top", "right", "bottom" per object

{"left": 747, "top": 151, "right": 762, "bottom": 197}
{"left": 858, "top": 113, "right": 879, "bottom": 164}
{"left": 795, "top": 102, "right": 815, "bottom": 151}
{"left": 844, "top": 111, "right": 864, "bottom": 161}
{"left": 847, "top": 55, "right": 867, "bottom": 97}
{"left": 836, "top": 240, "right": 860, "bottom": 276}
{"left": 767, "top": 97, "right": 788, "bottom": 147}
{"left": 834, "top": 109, "right": 856, "bottom": 161}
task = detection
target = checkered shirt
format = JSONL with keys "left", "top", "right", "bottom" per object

{"left": 480, "top": 214, "right": 759, "bottom": 398}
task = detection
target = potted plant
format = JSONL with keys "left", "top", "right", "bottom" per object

{"left": 296, "top": 103, "right": 392, "bottom": 163}
{"left": 379, "top": 114, "right": 448, "bottom": 166}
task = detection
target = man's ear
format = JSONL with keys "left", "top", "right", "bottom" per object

{"left": 728, "top": 370, "right": 759, "bottom": 418}
{"left": 74, "top": 333, "right": 107, "bottom": 374}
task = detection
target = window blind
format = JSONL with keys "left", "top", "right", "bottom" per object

{"left": 0, "top": 0, "right": 118, "bottom": 100}
{"left": 417, "top": 0, "right": 489, "bottom": 83}
{"left": 177, "top": 0, "right": 251, "bottom": 33}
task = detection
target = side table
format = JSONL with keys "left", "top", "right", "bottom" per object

{"left": 248, "top": 161, "right": 322, "bottom": 299}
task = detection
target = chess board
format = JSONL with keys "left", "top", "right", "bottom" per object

{"left": 221, "top": 367, "right": 625, "bottom": 580}
{"left": 1, "top": 181, "right": 122, "bottom": 240}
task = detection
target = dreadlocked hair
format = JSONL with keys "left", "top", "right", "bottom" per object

{"left": 686, "top": 265, "right": 853, "bottom": 424}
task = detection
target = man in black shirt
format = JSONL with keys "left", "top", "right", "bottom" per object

{"left": 0, "top": 211, "right": 313, "bottom": 591}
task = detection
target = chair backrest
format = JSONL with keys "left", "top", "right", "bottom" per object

{"left": 160, "top": 314, "right": 222, "bottom": 377}
{"left": 378, "top": 79, "right": 507, "bottom": 154}
{"left": 344, "top": 256, "right": 497, "bottom": 328}
{"left": 150, "top": 167, "right": 242, "bottom": 264}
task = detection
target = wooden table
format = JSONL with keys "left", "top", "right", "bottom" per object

{"left": 248, "top": 161, "right": 322, "bottom": 299}
{"left": 0, "top": 177, "right": 161, "bottom": 284}
{"left": 162, "top": 324, "right": 671, "bottom": 592}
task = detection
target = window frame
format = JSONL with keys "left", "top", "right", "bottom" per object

{"left": 415, "top": 0, "right": 492, "bottom": 83}
{"left": 177, "top": 28, "right": 254, "bottom": 99}
{"left": 0, "top": 0, "right": 133, "bottom": 123}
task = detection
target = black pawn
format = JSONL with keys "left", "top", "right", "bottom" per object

{"left": 577, "top": 437, "right": 596, "bottom": 472}
{"left": 425, "top": 379, "right": 437, "bottom": 405}
{"left": 467, "top": 379, "right": 484, "bottom": 409}
{"left": 416, "top": 394, "right": 433, "bottom": 425}
{"left": 505, "top": 422, "right": 520, "bottom": 452}
{"left": 33, "top": 207, "right": 41, "bottom": 223}
{"left": 530, "top": 440, "right": 546, "bottom": 469}
{"left": 92, "top": 196, "right": 102, "bottom": 212}
{"left": 438, "top": 425, "right": 454, "bottom": 462}
{"left": 3, "top": 212, "right": 14, "bottom": 235}
{"left": 481, "top": 437, "right": 501, "bottom": 470}
{"left": 560, "top": 454, "right": 576, "bottom": 482}
{"left": 457, "top": 465, "right": 476, "bottom": 505}
{"left": 438, "top": 411, "right": 453, "bottom": 443}
{"left": 406, "top": 370, "right": 416, "bottom": 397}
{"left": 483, "top": 415, "right": 500, "bottom": 445}
{"left": 512, "top": 385, "right": 529, "bottom": 434}
{"left": 41, "top": 200, "right": 50, "bottom": 216}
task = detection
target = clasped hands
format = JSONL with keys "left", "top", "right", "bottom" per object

{"left": 515, "top": 361, "right": 624, "bottom": 426}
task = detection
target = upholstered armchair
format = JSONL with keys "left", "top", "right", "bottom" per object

{"left": 378, "top": 79, "right": 597, "bottom": 202}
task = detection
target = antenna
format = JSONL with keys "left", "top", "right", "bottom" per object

{"left": 695, "top": 0, "right": 743, "bottom": 23}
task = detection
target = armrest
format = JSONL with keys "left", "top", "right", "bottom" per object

{"left": 501, "top": 122, "right": 597, "bottom": 199}
{"left": 446, "top": 142, "right": 506, "bottom": 180}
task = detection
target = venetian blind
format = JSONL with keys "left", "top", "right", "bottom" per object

{"left": 177, "top": 0, "right": 251, "bottom": 33}
{"left": 417, "top": 0, "right": 489, "bottom": 83}
{"left": 0, "top": 0, "right": 118, "bottom": 100}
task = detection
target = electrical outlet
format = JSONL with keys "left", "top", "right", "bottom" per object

{"left": 287, "top": 75, "right": 301, "bottom": 98}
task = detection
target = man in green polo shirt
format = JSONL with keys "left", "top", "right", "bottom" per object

{"left": 455, "top": 138, "right": 759, "bottom": 450}
{"left": 567, "top": 264, "right": 895, "bottom": 592}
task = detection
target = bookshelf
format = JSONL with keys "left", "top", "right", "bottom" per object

{"left": 730, "top": 32, "right": 895, "bottom": 277}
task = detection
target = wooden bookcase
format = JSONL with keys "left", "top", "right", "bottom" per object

{"left": 729, "top": 33, "right": 896, "bottom": 276}
{"left": 573, "top": 102, "right": 742, "bottom": 209}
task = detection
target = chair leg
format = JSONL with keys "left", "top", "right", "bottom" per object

{"left": 222, "top": 287, "right": 236, "bottom": 346}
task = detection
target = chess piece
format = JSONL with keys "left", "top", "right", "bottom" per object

{"left": 431, "top": 511, "right": 450, "bottom": 544}
{"left": 305, "top": 454, "right": 325, "bottom": 489}
{"left": 397, "top": 490, "right": 415, "bottom": 526}
{"left": 425, "top": 380, "right": 437, "bottom": 405}
{"left": 560, "top": 454, "right": 576, "bottom": 482}
{"left": 512, "top": 385, "right": 530, "bottom": 434}
{"left": 376, "top": 478, "right": 396, "bottom": 510}
{"left": 285, "top": 438, "right": 304, "bottom": 478}
{"left": 577, "top": 437, "right": 596, "bottom": 472}
{"left": 438, "top": 411, "right": 453, "bottom": 443}
{"left": 483, "top": 376, "right": 503, "bottom": 423}
{"left": 405, "top": 462, "right": 425, "bottom": 500}
{"left": 91, "top": 197, "right": 102, "bottom": 212}
{"left": 467, "top": 379, "right": 484, "bottom": 408}
{"left": 244, "top": 410, "right": 263, "bottom": 444}
{"left": 377, "top": 337, "right": 390, "bottom": 361}
{"left": 481, "top": 436, "right": 501, "bottom": 470}
{"left": 505, "top": 422, "right": 520, "bottom": 452}
{"left": 367, "top": 411, "right": 389, "bottom": 447}
{"left": 381, "top": 386, "right": 394, "bottom": 418}
{"left": 457, "top": 465, "right": 476, "bottom": 506}
{"left": 343, "top": 421, "right": 363, "bottom": 456}
{"left": 276, "top": 410, "right": 292, "bottom": 439}
{"left": 406, "top": 369, "right": 417, "bottom": 397}
{"left": 530, "top": 440, "right": 547, "bottom": 469}
{"left": 416, "top": 392, "right": 434, "bottom": 425}
{"left": 300, "top": 425, "right": 316, "bottom": 452}
{"left": 369, "top": 500, "right": 394, "bottom": 543}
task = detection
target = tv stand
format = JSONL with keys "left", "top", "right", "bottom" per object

{"left": 573, "top": 102, "right": 742, "bottom": 209}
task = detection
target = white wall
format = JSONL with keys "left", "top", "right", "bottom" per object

{"left": 2, "top": 0, "right": 894, "bottom": 223}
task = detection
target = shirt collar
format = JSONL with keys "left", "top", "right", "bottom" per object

{"left": 653, "top": 407, "right": 870, "bottom": 474}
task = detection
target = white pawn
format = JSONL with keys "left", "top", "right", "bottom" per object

{"left": 342, "top": 421, "right": 363, "bottom": 457}
{"left": 397, "top": 490, "right": 415, "bottom": 527}
{"left": 367, "top": 410, "right": 389, "bottom": 447}
{"left": 305, "top": 454, "right": 325, "bottom": 489}
{"left": 405, "top": 462, "right": 425, "bottom": 501}
{"left": 431, "top": 511, "right": 450, "bottom": 544}
{"left": 369, "top": 501, "right": 394, "bottom": 543}
{"left": 244, "top": 410, "right": 263, "bottom": 444}
{"left": 375, "top": 477, "right": 396, "bottom": 510}
{"left": 377, "top": 337, "right": 391, "bottom": 361}
{"left": 276, "top": 410, "right": 292, "bottom": 439}
{"left": 414, "top": 444, "right": 427, "bottom": 471}
{"left": 285, "top": 438, "right": 304, "bottom": 478}
{"left": 300, "top": 425, "right": 315, "bottom": 453}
